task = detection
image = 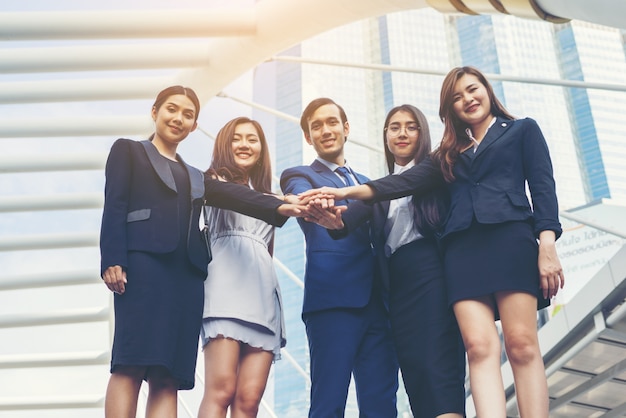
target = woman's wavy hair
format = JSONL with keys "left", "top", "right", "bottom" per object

{"left": 434, "top": 66, "right": 514, "bottom": 181}
{"left": 206, "top": 117, "right": 272, "bottom": 193}
{"left": 384, "top": 104, "right": 448, "bottom": 236}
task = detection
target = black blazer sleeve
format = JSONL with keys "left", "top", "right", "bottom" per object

{"left": 204, "top": 177, "right": 288, "bottom": 227}
{"left": 521, "top": 118, "right": 562, "bottom": 239}
{"left": 100, "top": 139, "right": 133, "bottom": 274}
{"left": 365, "top": 156, "right": 445, "bottom": 202}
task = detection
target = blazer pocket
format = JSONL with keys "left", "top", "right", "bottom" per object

{"left": 506, "top": 191, "right": 530, "bottom": 207}
{"left": 127, "top": 208, "right": 151, "bottom": 223}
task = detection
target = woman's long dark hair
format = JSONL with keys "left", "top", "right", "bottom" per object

{"left": 435, "top": 66, "right": 514, "bottom": 181}
{"left": 383, "top": 104, "right": 448, "bottom": 236}
{"left": 206, "top": 117, "right": 272, "bottom": 193}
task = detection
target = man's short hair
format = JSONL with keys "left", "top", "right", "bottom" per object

{"left": 300, "top": 98, "right": 348, "bottom": 136}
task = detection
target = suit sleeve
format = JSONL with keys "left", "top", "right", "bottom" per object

{"left": 100, "top": 138, "right": 132, "bottom": 276}
{"left": 204, "top": 177, "right": 288, "bottom": 227}
{"left": 365, "top": 155, "right": 445, "bottom": 202}
{"left": 328, "top": 200, "right": 374, "bottom": 240}
{"left": 521, "top": 118, "right": 562, "bottom": 239}
{"left": 280, "top": 167, "right": 314, "bottom": 195}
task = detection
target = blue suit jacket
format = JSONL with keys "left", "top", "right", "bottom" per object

{"left": 368, "top": 117, "right": 562, "bottom": 240}
{"left": 280, "top": 160, "right": 377, "bottom": 314}
{"left": 100, "top": 138, "right": 287, "bottom": 277}
{"left": 328, "top": 199, "right": 392, "bottom": 291}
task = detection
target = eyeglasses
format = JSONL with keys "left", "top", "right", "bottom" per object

{"left": 385, "top": 123, "right": 420, "bottom": 137}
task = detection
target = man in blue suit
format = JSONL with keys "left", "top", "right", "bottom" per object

{"left": 280, "top": 98, "right": 398, "bottom": 417}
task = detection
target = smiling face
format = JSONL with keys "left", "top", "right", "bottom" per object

{"left": 231, "top": 122, "right": 262, "bottom": 174}
{"left": 151, "top": 94, "right": 198, "bottom": 149}
{"left": 451, "top": 74, "right": 493, "bottom": 133}
{"left": 385, "top": 110, "right": 420, "bottom": 167}
{"left": 304, "top": 103, "right": 349, "bottom": 165}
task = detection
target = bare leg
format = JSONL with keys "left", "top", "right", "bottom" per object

{"left": 231, "top": 345, "right": 274, "bottom": 418}
{"left": 197, "top": 337, "right": 241, "bottom": 418}
{"left": 453, "top": 296, "right": 506, "bottom": 418}
{"left": 145, "top": 366, "right": 179, "bottom": 418}
{"left": 437, "top": 414, "right": 463, "bottom": 418}
{"left": 497, "top": 291, "right": 549, "bottom": 418}
{"left": 105, "top": 366, "right": 146, "bottom": 418}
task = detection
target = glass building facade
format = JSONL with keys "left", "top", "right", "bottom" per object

{"left": 251, "top": 8, "right": 626, "bottom": 417}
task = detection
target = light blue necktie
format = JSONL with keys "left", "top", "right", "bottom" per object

{"left": 335, "top": 166, "right": 355, "bottom": 187}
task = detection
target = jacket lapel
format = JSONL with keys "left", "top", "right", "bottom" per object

{"left": 140, "top": 140, "right": 177, "bottom": 193}
{"left": 473, "top": 116, "right": 512, "bottom": 160}
{"left": 179, "top": 155, "right": 205, "bottom": 200}
{"left": 311, "top": 159, "right": 345, "bottom": 189}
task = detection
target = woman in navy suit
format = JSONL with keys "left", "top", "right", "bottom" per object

{"left": 303, "top": 67, "right": 565, "bottom": 418}
{"left": 100, "top": 86, "right": 301, "bottom": 418}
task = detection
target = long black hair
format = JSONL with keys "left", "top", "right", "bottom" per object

{"left": 383, "top": 104, "right": 449, "bottom": 237}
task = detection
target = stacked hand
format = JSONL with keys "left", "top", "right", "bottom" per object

{"left": 298, "top": 186, "right": 348, "bottom": 208}
{"left": 295, "top": 187, "right": 348, "bottom": 230}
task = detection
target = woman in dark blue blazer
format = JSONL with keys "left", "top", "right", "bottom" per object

{"left": 100, "top": 86, "right": 301, "bottom": 418}
{"left": 303, "top": 67, "right": 565, "bottom": 418}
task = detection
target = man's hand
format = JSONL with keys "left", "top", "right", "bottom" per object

{"left": 304, "top": 201, "right": 347, "bottom": 229}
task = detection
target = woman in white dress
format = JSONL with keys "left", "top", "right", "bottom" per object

{"left": 198, "top": 117, "right": 293, "bottom": 418}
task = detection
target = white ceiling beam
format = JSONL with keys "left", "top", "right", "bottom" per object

{"left": 270, "top": 55, "right": 626, "bottom": 92}
{"left": 0, "top": 232, "right": 98, "bottom": 251}
{"left": 0, "top": 76, "right": 174, "bottom": 104}
{"left": 0, "top": 9, "right": 256, "bottom": 40}
{"left": 0, "top": 307, "right": 109, "bottom": 328}
{"left": 0, "top": 395, "right": 104, "bottom": 411}
{"left": 0, "top": 42, "right": 211, "bottom": 73}
{"left": 0, "top": 193, "right": 103, "bottom": 212}
{"left": 0, "top": 351, "right": 109, "bottom": 369}
{"left": 0, "top": 269, "right": 100, "bottom": 291}
{"left": 0, "top": 154, "right": 105, "bottom": 173}
{"left": 0, "top": 116, "right": 152, "bottom": 138}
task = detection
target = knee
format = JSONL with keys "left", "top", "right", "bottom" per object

{"left": 463, "top": 334, "right": 500, "bottom": 365}
{"left": 504, "top": 333, "right": 540, "bottom": 366}
{"left": 208, "top": 378, "right": 237, "bottom": 407}
{"left": 234, "top": 390, "right": 263, "bottom": 416}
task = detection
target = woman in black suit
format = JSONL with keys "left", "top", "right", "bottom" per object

{"left": 100, "top": 86, "right": 302, "bottom": 417}
{"left": 303, "top": 67, "right": 565, "bottom": 418}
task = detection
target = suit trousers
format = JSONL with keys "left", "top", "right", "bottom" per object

{"left": 303, "top": 295, "right": 399, "bottom": 418}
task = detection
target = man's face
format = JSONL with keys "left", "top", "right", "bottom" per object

{"left": 304, "top": 103, "right": 349, "bottom": 165}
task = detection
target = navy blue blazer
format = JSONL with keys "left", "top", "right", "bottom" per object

{"left": 327, "top": 199, "right": 392, "bottom": 291}
{"left": 100, "top": 138, "right": 287, "bottom": 277}
{"left": 367, "top": 117, "right": 562, "bottom": 240}
{"left": 280, "top": 160, "right": 377, "bottom": 314}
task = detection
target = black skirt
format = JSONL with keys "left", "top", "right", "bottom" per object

{"left": 444, "top": 220, "right": 550, "bottom": 318}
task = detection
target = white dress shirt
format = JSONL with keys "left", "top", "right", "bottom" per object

{"left": 384, "top": 160, "right": 422, "bottom": 257}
